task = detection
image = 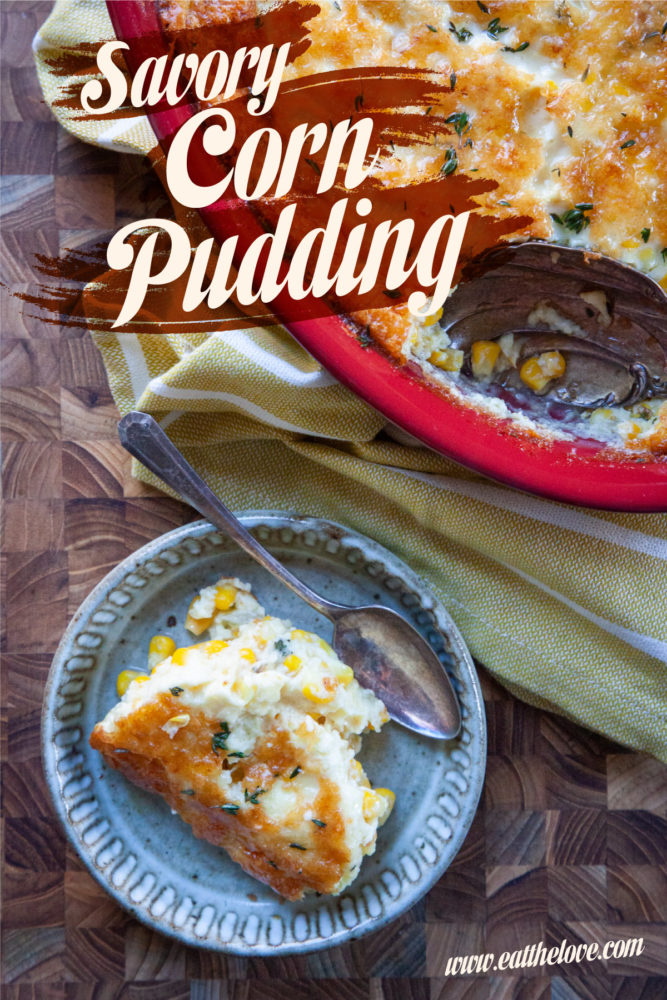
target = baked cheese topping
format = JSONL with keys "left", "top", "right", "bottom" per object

{"left": 90, "top": 578, "right": 393, "bottom": 899}
{"left": 158, "top": 0, "right": 667, "bottom": 452}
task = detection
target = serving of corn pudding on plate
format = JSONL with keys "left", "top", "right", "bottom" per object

{"left": 43, "top": 513, "right": 485, "bottom": 953}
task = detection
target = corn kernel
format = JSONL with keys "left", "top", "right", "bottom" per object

{"left": 185, "top": 596, "right": 213, "bottom": 636}
{"left": 116, "top": 669, "right": 148, "bottom": 696}
{"left": 659, "top": 274, "right": 667, "bottom": 292}
{"left": 519, "top": 351, "right": 566, "bottom": 392}
{"left": 171, "top": 647, "right": 191, "bottom": 667}
{"left": 232, "top": 677, "right": 255, "bottom": 700}
{"left": 335, "top": 664, "right": 355, "bottom": 687}
{"left": 291, "top": 628, "right": 311, "bottom": 640}
{"left": 580, "top": 96, "right": 594, "bottom": 112}
{"left": 166, "top": 714, "right": 190, "bottom": 727}
{"left": 429, "top": 347, "right": 464, "bottom": 372}
{"left": 638, "top": 248, "right": 653, "bottom": 266}
{"left": 471, "top": 340, "right": 501, "bottom": 379}
{"left": 214, "top": 584, "right": 237, "bottom": 611}
{"left": 613, "top": 82, "right": 629, "bottom": 96}
{"left": 362, "top": 789, "right": 380, "bottom": 821}
{"left": 375, "top": 788, "right": 396, "bottom": 825}
{"left": 284, "top": 653, "right": 302, "bottom": 673}
{"left": 423, "top": 306, "right": 443, "bottom": 326}
{"left": 317, "top": 636, "right": 334, "bottom": 655}
{"left": 240, "top": 647, "right": 256, "bottom": 663}
{"left": 205, "top": 639, "right": 228, "bottom": 654}
{"left": 621, "top": 237, "right": 641, "bottom": 249}
{"left": 544, "top": 80, "right": 558, "bottom": 98}
{"left": 302, "top": 682, "right": 335, "bottom": 704}
{"left": 148, "top": 634, "right": 175, "bottom": 669}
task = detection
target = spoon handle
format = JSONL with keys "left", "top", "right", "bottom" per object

{"left": 118, "top": 411, "right": 335, "bottom": 617}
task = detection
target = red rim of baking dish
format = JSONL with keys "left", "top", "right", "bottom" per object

{"left": 107, "top": 0, "right": 667, "bottom": 512}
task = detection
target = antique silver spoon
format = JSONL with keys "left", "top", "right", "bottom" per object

{"left": 119, "top": 411, "right": 461, "bottom": 740}
{"left": 441, "top": 242, "right": 667, "bottom": 412}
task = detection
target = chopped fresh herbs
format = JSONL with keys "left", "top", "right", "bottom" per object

{"left": 170, "top": 686, "right": 184, "bottom": 696}
{"left": 486, "top": 17, "right": 509, "bottom": 38}
{"left": 445, "top": 110, "right": 470, "bottom": 136}
{"left": 289, "top": 766, "right": 302, "bottom": 779}
{"left": 356, "top": 325, "right": 372, "bottom": 348}
{"left": 425, "top": 106, "right": 432, "bottom": 115}
{"left": 305, "top": 158, "right": 321, "bottom": 176}
{"left": 449, "top": 21, "right": 472, "bottom": 42}
{"left": 503, "top": 41, "right": 529, "bottom": 52}
{"left": 268, "top": 860, "right": 279, "bottom": 869}
{"left": 274, "top": 638, "right": 289, "bottom": 655}
{"left": 227, "top": 751, "right": 245, "bottom": 758}
{"left": 660, "top": 247, "right": 667, "bottom": 261}
{"left": 289, "top": 843, "right": 307, "bottom": 850}
{"left": 581, "top": 64, "right": 590, "bottom": 82}
{"left": 641, "top": 30, "right": 660, "bottom": 41}
{"left": 182, "top": 789, "right": 195, "bottom": 796}
{"left": 641, "top": 227, "right": 651, "bottom": 243}
{"left": 218, "top": 803, "right": 239, "bottom": 814}
{"left": 551, "top": 203, "right": 594, "bottom": 233}
{"left": 663, "top": 20, "right": 667, "bottom": 35}
{"left": 450, "top": 71, "right": 457, "bottom": 91}
{"left": 426, "top": 24, "right": 437, "bottom": 32}
{"left": 354, "top": 94, "right": 364, "bottom": 112}
{"left": 311, "top": 818, "right": 327, "bottom": 828}
{"left": 499, "top": 200, "right": 511, "bottom": 206}
{"left": 567, "top": 125, "right": 574, "bottom": 137}
{"left": 244, "top": 787, "right": 266, "bottom": 804}
{"left": 441, "top": 147, "right": 458, "bottom": 176}
{"left": 212, "top": 721, "right": 230, "bottom": 755}
{"left": 620, "top": 139, "right": 636, "bottom": 149}
{"left": 477, "top": 0, "right": 489, "bottom": 12}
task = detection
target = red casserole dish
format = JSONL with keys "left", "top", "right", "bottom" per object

{"left": 107, "top": 0, "right": 667, "bottom": 511}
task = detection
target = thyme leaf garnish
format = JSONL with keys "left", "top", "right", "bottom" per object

{"left": 170, "top": 686, "right": 184, "bottom": 696}
{"left": 487, "top": 17, "right": 509, "bottom": 38}
{"left": 426, "top": 24, "right": 437, "bottom": 32}
{"left": 450, "top": 71, "right": 457, "bottom": 91}
{"left": 227, "top": 751, "right": 245, "bottom": 758}
{"left": 218, "top": 803, "right": 239, "bottom": 813}
{"left": 441, "top": 147, "right": 458, "bottom": 176}
{"left": 289, "top": 766, "right": 302, "bottom": 779}
{"left": 567, "top": 125, "right": 574, "bottom": 137}
{"left": 503, "top": 41, "right": 529, "bottom": 52}
{"left": 289, "top": 843, "right": 307, "bottom": 850}
{"left": 311, "top": 818, "right": 327, "bottom": 828}
{"left": 445, "top": 111, "right": 470, "bottom": 136}
{"left": 477, "top": 0, "right": 489, "bottom": 12}
{"left": 182, "top": 789, "right": 195, "bottom": 796}
{"left": 449, "top": 21, "right": 472, "bottom": 42}
{"left": 274, "top": 638, "right": 289, "bottom": 655}
{"left": 551, "top": 203, "right": 594, "bottom": 234}
{"left": 244, "top": 787, "right": 266, "bottom": 804}
{"left": 641, "top": 227, "right": 650, "bottom": 243}
{"left": 620, "top": 139, "right": 636, "bottom": 149}
{"left": 212, "top": 721, "right": 231, "bottom": 755}
{"left": 356, "top": 325, "right": 372, "bottom": 348}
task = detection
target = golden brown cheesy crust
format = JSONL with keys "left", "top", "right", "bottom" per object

{"left": 90, "top": 693, "right": 350, "bottom": 900}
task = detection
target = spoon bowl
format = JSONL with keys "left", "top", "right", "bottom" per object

{"left": 444, "top": 241, "right": 667, "bottom": 413}
{"left": 118, "top": 411, "right": 461, "bottom": 740}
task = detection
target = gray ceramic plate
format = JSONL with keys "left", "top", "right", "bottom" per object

{"left": 43, "top": 512, "right": 486, "bottom": 954}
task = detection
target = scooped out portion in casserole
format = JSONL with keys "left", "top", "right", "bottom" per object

{"left": 90, "top": 578, "right": 393, "bottom": 900}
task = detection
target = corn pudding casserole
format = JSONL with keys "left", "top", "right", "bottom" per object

{"left": 158, "top": 0, "right": 667, "bottom": 453}
{"left": 90, "top": 578, "right": 393, "bottom": 899}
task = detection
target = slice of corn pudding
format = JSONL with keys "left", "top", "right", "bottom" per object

{"left": 90, "top": 578, "right": 393, "bottom": 899}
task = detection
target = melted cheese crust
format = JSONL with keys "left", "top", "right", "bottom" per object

{"left": 159, "top": 0, "right": 667, "bottom": 451}
{"left": 90, "top": 595, "right": 392, "bottom": 900}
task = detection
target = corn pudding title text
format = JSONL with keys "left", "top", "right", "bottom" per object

{"left": 85, "top": 40, "right": 471, "bottom": 329}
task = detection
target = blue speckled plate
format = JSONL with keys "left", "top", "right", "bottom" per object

{"left": 42, "top": 512, "right": 486, "bottom": 954}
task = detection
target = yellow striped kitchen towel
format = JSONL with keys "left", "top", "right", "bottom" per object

{"left": 35, "top": 0, "right": 667, "bottom": 760}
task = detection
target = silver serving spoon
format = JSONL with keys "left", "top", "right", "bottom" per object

{"left": 118, "top": 411, "right": 461, "bottom": 740}
{"left": 441, "top": 242, "right": 667, "bottom": 411}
